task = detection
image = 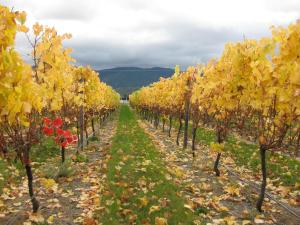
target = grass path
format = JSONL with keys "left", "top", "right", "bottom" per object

{"left": 97, "top": 105, "right": 199, "bottom": 225}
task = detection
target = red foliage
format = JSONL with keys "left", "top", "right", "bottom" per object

{"left": 63, "top": 130, "right": 71, "bottom": 138}
{"left": 43, "top": 117, "right": 77, "bottom": 148}
{"left": 53, "top": 118, "right": 63, "bottom": 128}
{"left": 61, "top": 141, "right": 68, "bottom": 148}
{"left": 71, "top": 135, "right": 78, "bottom": 142}
{"left": 56, "top": 128, "right": 65, "bottom": 136}
{"left": 66, "top": 135, "right": 78, "bottom": 144}
{"left": 42, "top": 127, "right": 54, "bottom": 136}
{"left": 43, "top": 117, "right": 52, "bottom": 127}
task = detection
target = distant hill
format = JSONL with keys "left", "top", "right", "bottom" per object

{"left": 97, "top": 67, "right": 174, "bottom": 97}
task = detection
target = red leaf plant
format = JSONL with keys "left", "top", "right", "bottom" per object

{"left": 43, "top": 117, "right": 77, "bottom": 163}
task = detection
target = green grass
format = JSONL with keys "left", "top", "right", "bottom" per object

{"left": 31, "top": 137, "right": 60, "bottom": 163}
{"left": 99, "top": 105, "right": 198, "bottom": 224}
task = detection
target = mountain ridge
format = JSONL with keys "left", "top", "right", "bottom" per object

{"left": 97, "top": 67, "right": 174, "bottom": 97}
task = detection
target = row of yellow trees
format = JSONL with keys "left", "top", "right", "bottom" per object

{"left": 129, "top": 20, "right": 300, "bottom": 211}
{"left": 0, "top": 5, "right": 120, "bottom": 212}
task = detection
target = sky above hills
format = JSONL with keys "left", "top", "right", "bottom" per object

{"left": 3, "top": 0, "right": 300, "bottom": 69}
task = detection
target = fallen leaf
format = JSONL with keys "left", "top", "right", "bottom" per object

{"left": 29, "top": 213, "right": 44, "bottom": 223}
{"left": 139, "top": 196, "right": 149, "bottom": 207}
{"left": 47, "top": 215, "right": 55, "bottom": 224}
{"left": 224, "top": 185, "right": 240, "bottom": 197}
{"left": 84, "top": 217, "right": 97, "bottom": 225}
{"left": 223, "top": 216, "right": 238, "bottom": 225}
{"left": 254, "top": 218, "right": 265, "bottom": 224}
{"left": 155, "top": 217, "right": 168, "bottom": 225}
{"left": 149, "top": 205, "right": 161, "bottom": 214}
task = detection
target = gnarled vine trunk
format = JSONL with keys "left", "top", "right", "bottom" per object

{"left": 79, "top": 107, "right": 84, "bottom": 152}
{"left": 176, "top": 116, "right": 183, "bottom": 146}
{"left": 61, "top": 146, "right": 65, "bottom": 163}
{"left": 168, "top": 116, "right": 172, "bottom": 137}
{"left": 192, "top": 126, "right": 197, "bottom": 157}
{"left": 256, "top": 145, "right": 267, "bottom": 212}
{"left": 91, "top": 118, "right": 95, "bottom": 137}
{"left": 85, "top": 124, "right": 89, "bottom": 146}
{"left": 24, "top": 144, "right": 39, "bottom": 212}
{"left": 214, "top": 126, "right": 224, "bottom": 176}
{"left": 213, "top": 152, "right": 221, "bottom": 176}
{"left": 183, "top": 96, "right": 190, "bottom": 149}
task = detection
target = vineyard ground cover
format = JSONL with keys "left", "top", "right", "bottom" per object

{"left": 98, "top": 105, "right": 199, "bottom": 224}
{"left": 170, "top": 119, "right": 300, "bottom": 186}
{"left": 0, "top": 158, "right": 14, "bottom": 194}
{"left": 139, "top": 115, "right": 300, "bottom": 224}
{"left": 197, "top": 127, "right": 300, "bottom": 186}
{"left": 0, "top": 137, "right": 60, "bottom": 195}
{"left": 0, "top": 114, "right": 118, "bottom": 224}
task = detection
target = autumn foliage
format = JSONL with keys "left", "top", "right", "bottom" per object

{"left": 130, "top": 20, "right": 300, "bottom": 212}
{"left": 43, "top": 117, "right": 77, "bottom": 148}
{"left": 0, "top": 4, "right": 119, "bottom": 213}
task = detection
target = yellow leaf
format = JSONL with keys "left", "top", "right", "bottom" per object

{"left": 22, "top": 102, "right": 32, "bottom": 113}
{"left": 149, "top": 205, "right": 161, "bottom": 214}
{"left": 199, "top": 183, "right": 212, "bottom": 192}
{"left": 219, "top": 205, "right": 229, "bottom": 212}
{"left": 193, "top": 197, "right": 205, "bottom": 206}
{"left": 139, "top": 196, "right": 149, "bottom": 207}
{"left": 93, "top": 196, "right": 101, "bottom": 205}
{"left": 224, "top": 185, "right": 240, "bottom": 197}
{"left": 18, "top": 25, "right": 29, "bottom": 33}
{"left": 17, "top": 11, "right": 27, "bottom": 24}
{"left": 155, "top": 217, "right": 168, "bottom": 225}
{"left": 289, "top": 198, "right": 298, "bottom": 206}
{"left": 210, "top": 142, "right": 224, "bottom": 153}
{"left": 174, "top": 167, "right": 185, "bottom": 178}
{"left": 40, "top": 178, "right": 57, "bottom": 190}
{"left": 184, "top": 204, "right": 194, "bottom": 211}
{"left": 223, "top": 216, "right": 238, "bottom": 225}
{"left": 47, "top": 215, "right": 55, "bottom": 224}
{"left": 29, "top": 213, "right": 44, "bottom": 223}
{"left": 33, "top": 23, "right": 43, "bottom": 36}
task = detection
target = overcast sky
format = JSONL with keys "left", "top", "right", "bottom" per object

{"left": 2, "top": 0, "right": 300, "bottom": 69}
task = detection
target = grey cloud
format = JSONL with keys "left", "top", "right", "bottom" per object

{"left": 3, "top": 0, "right": 97, "bottom": 21}
{"left": 34, "top": 1, "right": 97, "bottom": 21}
{"left": 6, "top": 0, "right": 299, "bottom": 70}
{"left": 264, "top": 0, "right": 300, "bottom": 13}
{"left": 116, "top": 0, "right": 152, "bottom": 11}
{"left": 66, "top": 20, "right": 243, "bottom": 69}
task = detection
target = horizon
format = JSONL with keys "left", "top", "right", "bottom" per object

{"left": 98, "top": 66, "right": 174, "bottom": 71}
